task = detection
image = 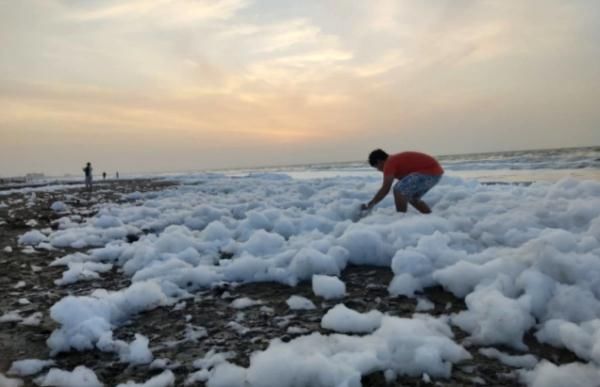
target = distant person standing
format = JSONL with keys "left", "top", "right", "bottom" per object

{"left": 102, "top": 172, "right": 107, "bottom": 180}
{"left": 116, "top": 171, "right": 119, "bottom": 179}
{"left": 83, "top": 162, "right": 93, "bottom": 192}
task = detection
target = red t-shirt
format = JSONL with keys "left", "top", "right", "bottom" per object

{"left": 383, "top": 152, "right": 444, "bottom": 179}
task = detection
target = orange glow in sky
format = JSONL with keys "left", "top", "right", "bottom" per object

{"left": 1, "top": 0, "right": 599, "bottom": 176}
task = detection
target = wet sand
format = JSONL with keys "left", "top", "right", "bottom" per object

{"left": 0, "top": 179, "right": 578, "bottom": 386}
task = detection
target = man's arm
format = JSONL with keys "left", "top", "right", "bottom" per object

{"left": 363, "top": 175, "right": 394, "bottom": 210}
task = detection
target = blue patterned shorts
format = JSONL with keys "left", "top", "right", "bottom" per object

{"left": 393, "top": 173, "right": 441, "bottom": 200}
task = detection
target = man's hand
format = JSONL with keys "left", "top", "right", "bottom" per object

{"left": 363, "top": 175, "right": 394, "bottom": 212}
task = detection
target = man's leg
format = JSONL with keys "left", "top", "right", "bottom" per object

{"left": 393, "top": 190, "right": 408, "bottom": 212}
{"left": 409, "top": 199, "right": 431, "bottom": 214}
{"left": 394, "top": 174, "right": 441, "bottom": 214}
{"left": 393, "top": 175, "right": 420, "bottom": 213}
{"left": 409, "top": 174, "right": 441, "bottom": 214}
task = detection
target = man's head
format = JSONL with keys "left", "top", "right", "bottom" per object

{"left": 368, "top": 149, "right": 388, "bottom": 171}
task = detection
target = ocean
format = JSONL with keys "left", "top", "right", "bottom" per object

{"left": 2, "top": 147, "right": 599, "bottom": 192}
{"left": 221, "top": 146, "right": 600, "bottom": 183}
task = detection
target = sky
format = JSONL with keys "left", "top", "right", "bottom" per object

{"left": 1, "top": 0, "right": 599, "bottom": 176}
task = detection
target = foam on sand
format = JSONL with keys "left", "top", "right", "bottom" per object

{"left": 312, "top": 275, "right": 346, "bottom": 300}
{"left": 321, "top": 304, "right": 382, "bottom": 333}
{"left": 208, "top": 314, "right": 470, "bottom": 386}
{"left": 15, "top": 173, "right": 600, "bottom": 383}
{"left": 35, "top": 366, "right": 103, "bottom": 387}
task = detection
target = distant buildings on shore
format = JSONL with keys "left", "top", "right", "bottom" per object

{"left": 26, "top": 173, "right": 45, "bottom": 181}
{"left": 0, "top": 173, "right": 45, "bottom": 185}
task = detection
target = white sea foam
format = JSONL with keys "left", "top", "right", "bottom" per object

{"left": 13, "top": 170, "right": 600, "bottom": 383}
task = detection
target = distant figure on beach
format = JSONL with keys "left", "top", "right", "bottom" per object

{"left": 102, "top": 172, "right": 107, "bottom": 180}
{"left": 116, "top": 171, "right": 119, "bottom": 179}
{"left": 362, "top": 149, "right": 444, "bottom": 214}
{"left": 83, "top": 162, "right": 93, "bottom": 192}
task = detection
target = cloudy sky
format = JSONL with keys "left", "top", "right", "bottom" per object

{"left": 1, "top": 0, "right": 599, "bottom": 176}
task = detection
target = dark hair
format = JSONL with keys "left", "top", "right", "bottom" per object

{"left": 368, "top": 149, "right": 388, "bottom": 167}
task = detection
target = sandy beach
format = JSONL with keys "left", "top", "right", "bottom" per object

{"left": 1, "top": 174, "right": 593, "bottom": 386}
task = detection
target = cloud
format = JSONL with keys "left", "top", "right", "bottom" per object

{"left": 0, "top": 0, "right": 599, "bottom": 175}
{"left": 66, "top": 0, "right": 251, "bottom": 24}
{"left": 221, "top": 19, "right": 325, "bottom": 53}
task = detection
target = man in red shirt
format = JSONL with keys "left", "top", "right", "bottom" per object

{"left": 362, "top": 149, "right": 444, "bottom": 214}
